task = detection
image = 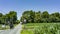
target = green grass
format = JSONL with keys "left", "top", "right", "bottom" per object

{"left": 21, "top": 30, "right": 34, "bottom": 34}
{"left": 0, "top": 24, "right": 18, "bottom": 30}
{"left": 21, "top": 23, "right": 60, "bottom": 34}
{"left": 0, "top": 24, "right": 10, "bottom": 30}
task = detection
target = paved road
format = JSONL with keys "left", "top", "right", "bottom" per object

{"left": 0, "top": 24, "right": 22, "bottom": 34}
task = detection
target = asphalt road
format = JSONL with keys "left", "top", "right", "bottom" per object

{"left": 0, "top": 23, "right": 22, "bottom": 34}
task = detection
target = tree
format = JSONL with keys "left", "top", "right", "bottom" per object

{"left": 34, "top": 11, "right": 41, "bottom": 23}
{"left": 0, "top": 13, "right": 3, "bottom": 24}
{"left": 41, "top": 11, "right": 49, "bottom": 23}
{"left": 21, "top": 10, "right": 35, "bottom": 23}
{"left": 52, "top": 12, "right": 59, "bottom": 17}
{"left": 42, "top": 11, "right": 49, "bottom": 18}
{"left": 0, "top": 13, "right": 3, "bottom": 17}
{"left": 21, "top": 10, "right": 60, "bottom": 23}
{"left": 9, "top": 11, "right": 17, "bottom": 24}
{"left": 0, "top": 11, "right": 18, "bottom": 24}
{"left": 50, "top": 12, "right": 60, "bottom": 22}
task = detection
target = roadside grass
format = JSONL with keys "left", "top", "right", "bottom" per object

{"left": 14, "top": 24, "right": 18, "bottom": 27}
{"left": 21, "top": 30, "right": 34, "bottom": 34}
{"left": 21, "top": 23, "right": 60, "bottom": 34}
{"left": 0, "top": 24, "right": 18, "bottom": 30}
{"left": 0, "top": 24, "right": 10, "bottom": 30}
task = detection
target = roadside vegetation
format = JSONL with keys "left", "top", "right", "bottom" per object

{"left": 20, "top": 10, "right": 60, "bottom": 34}
{"left": 0, "top": 24, "right": 17, "bottom": 30}
{"left": 21, "top": 23, "right": 60, "bottom": 34}
{"left": 0, "top": 24, "right": 9, "bottom": 30}
{"left": 0, "top": 11, "right": 20, "bottom": 30}
{"left": 21, "top": 10, "right": 60, "bottom": 23}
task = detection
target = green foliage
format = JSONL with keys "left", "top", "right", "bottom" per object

{"left": 21, "top": 10, "right": 60, "bottom": 23}
{"left": 22, "top": 23, "right": 60, "bottom": 34}
{"left": 34, "top": 24, "right": 60, "bottom": 34}
{"left": 0, "top": 24, "right": 10, "bottom": 30}
{"left": 21, "top": 30, "right": 33, "bottom": 34}
{"left": 0, "top": 11, "right": 17, "bottom": 24}
{"left": 21, "top": 10, "right": 35, "bottom": 23}
{"left": 16, "top": 20, "right": 20, "bottom": 24}
{"left": 42, "top": 11, "right": 49, "bottom": 18}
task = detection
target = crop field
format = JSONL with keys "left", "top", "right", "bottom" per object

{"left": 21, "top": 23, "right": 60, "bottom": 34}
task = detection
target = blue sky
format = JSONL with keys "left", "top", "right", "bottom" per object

{"left": 0, "top": 0, "right": 60, "bottom": 20}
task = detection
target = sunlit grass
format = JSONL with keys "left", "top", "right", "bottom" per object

{"left": 21, "top": 23, "right": 60, "bottom": 34}
{"left": 21, "top": 30, "right": 34, "bottom": 34}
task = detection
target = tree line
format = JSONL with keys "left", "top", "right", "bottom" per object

{"left": 21, "top": 10, "right": 60, "bottom": 23}
{"left": 0, "top": 11, "right": 19, "bottom": 24}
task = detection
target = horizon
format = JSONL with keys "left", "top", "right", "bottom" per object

{"left": 0, "top": 0, "right": 60, "bottom": 20}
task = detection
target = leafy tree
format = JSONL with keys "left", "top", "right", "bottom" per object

{"left": 0, "top": 11, "right": 17, "bottom": 24}
{"left": 34, "top": 11, "right": 41, "bottom": 23}
{"left": 42, "top": 11, "right": 49, "bottom": 18}
{"left": 21, "top": 10, "right": 35, "bottom": 23}
{"left": 0, "top": 13, "right": 3, "bottom": 24}
{"left": 21, "top": 10, "right": 60, "bottom": 23}
{"left": 9, "top": 11, "right": 17, "bottom": 24}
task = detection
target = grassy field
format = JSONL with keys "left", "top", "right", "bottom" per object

{"left": 0, "top": 24, "right": 17, "bottom": 30}
{"left": 21, "top": 23, "right": 60, "bottom": 34}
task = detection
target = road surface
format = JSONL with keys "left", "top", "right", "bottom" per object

{"left": 0, "top": 23, "right": 22, "bottom": 34}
